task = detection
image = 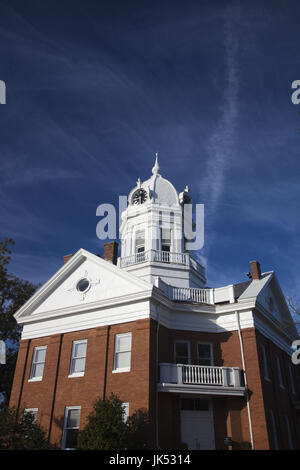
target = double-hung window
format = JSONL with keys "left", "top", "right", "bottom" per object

{"left": 113, "top": 333, "right": 132, "bottom": 372}
{"left": 197, "top": 343, "right": 213, "bottom": 366}
{"left": 62, "top": 406, "right": 81, "bottom": 450}
{"left": 260, "top": 344, "right": 271, "bottom": 382}
{"left": 161, "top": 228, "right": 171, "bottom": 260}
{"left": 174, "top": 341, "right": 190, "bottom": 365}
{"left": 135, "top": 230, "right": 145, "bottom": 262}
{"left": 69, "top": 340, "right": 87, "bottom": 377}
{"left": 29, "top": 346, "right": 47, "bottom": 381}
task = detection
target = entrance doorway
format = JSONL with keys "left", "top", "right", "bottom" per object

{"left": 180, "top": 398, "right": 215, "bottom": 450}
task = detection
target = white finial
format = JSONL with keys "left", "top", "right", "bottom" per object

{"left": 152, "top": 152, "right": 160, "bottom": 175}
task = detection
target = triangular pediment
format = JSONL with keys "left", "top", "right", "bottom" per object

{"left": 256, "top": 275, "right": 294, "bottom": 327}
{"left": 14, "top": 248, "right": 153, "bottom": 322}
{"left": 237, "top": 272, "right": 297, "bottom": 334}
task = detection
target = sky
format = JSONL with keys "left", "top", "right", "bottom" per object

{"left": 0, "top": 0, "right": 300, "bottom": 305}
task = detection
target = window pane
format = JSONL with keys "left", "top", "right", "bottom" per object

{"left": 176, "top": 342, "right": 188, "bottom": 357}
{"left": 72, "top": 357, "right": 86, "bottom": 373}
{"left": 175, "top": 343, "right": 189, "bottom": 364}
{"left": 194, "top": 399, "right": 209, "bottom": 411}
{"left": 135, "top": 231, "right": 145, "bottom": 247}
{"left": 33, "top": 363, "right": 44, "bottom": 378}
{"left": 65, "top": 429, "right": 78, "bottom": 449}
{"left": 74, "top": 342, "right": 87, "bottom": 358}
{"left": 198, "top": 344, "right": 211, "bottom": 365}
{"left": 161, "top": 228, "right": 171, "bottom": 243}
{"left": 116, "top": 351, "right": 131, "bottom": 369}
{"left": 181, "top": 398, "right": 209, "bottom": 411}
{"left": 67, "top": 409, "right": 80, "bottom": 428}
{"left": 35, "top": 348, "right": 46, "bottom": 363}
{"left": 116, "top": 334, "right": 131, "bottom": 352}
{"left": 181, "top": 398, "right": 194, "bottom": 410}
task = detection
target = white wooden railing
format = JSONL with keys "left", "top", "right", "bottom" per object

{"left": 159, "top": 363, "right": 243, "bottom": 388}
{"left": 155, "top": 278, "right": 235, "bottom": 305}
{"left": 182, "top": 365, "right": 224, "bottom": 385}
{"left": 171, "top": 286, "right": 212, "bottom": 304}
{"left": 119, "top": 249, "right": 204, "bottom": 276}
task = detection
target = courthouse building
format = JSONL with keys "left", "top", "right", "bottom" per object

{"left": 10, "top": 156, "right": 300, "bottom": 449}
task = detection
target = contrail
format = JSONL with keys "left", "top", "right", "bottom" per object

{"left": 199, "top": 4, "right": 241, "bottom": 265}
{"left": 204, "top": 5, "right": 240, "bottom": 215}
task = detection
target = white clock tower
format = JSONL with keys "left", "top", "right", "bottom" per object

{"left": 118, "top": 155, "right": 206, "bottom": 288}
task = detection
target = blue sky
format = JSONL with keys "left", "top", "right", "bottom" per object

{"left": 0, "top": 0, "right": 300, "bottom": 303}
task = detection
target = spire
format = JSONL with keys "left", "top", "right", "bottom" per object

{"left": 152, "top": 152, "right": 160, "bottom": 175}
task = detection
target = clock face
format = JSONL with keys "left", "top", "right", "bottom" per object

{"left": 132, "top": 188, "right": 147, "bottom": 205}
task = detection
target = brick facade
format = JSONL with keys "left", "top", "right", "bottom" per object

{"left": 10, "top": 318, "right": 300, "bottom": 449}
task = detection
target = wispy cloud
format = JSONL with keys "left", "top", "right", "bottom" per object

{"left": 201, "top": 4, "right": 240, "bottom": 219}
{"left": 0, "top": 166, "right": 82, "bottom": 188}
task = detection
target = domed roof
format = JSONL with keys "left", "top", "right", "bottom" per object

{"left": 140, "top": 154, "right": 180, "bottom": 206}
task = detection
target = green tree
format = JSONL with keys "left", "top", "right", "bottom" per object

{"left": 0, "top": 238, "right": 38, "bottom": 408}
{"left": 77, "top": 394, "right": 128, "bottom": 450}
{"left": 0, "top": 406, "right": 57, "bottom": 450}
{"left": 126, "top": 408, "right": 151, "bottom": 450}
{"left": 77, "top": 394, "right": 152, "bottom": 450}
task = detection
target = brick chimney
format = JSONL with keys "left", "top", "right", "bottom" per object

{"left": 249, "top": 260, "right": 261, "bottom": 280}
{"left": 103, "top": 241, "right": 118, "bottom": 265}
{"left": 63, "top": 254, "right": 73, "bottom": 264}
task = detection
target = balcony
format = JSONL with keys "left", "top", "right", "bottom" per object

{"left": 118, "top": 249, "right": 205, "bottom": 278}
{"left": 158, "top": 363, "right": 246, "bottom": 396}
{"left": 155, "top": 278, "right": 235, "bottom": 305}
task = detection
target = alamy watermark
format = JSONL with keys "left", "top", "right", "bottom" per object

{"left": 291, "top": 340, "right": 300, "bottom": 365}
{"left": 96, "top": 196, "right": 204, "bottom": 251}
{"left": 0, "top": 80, "right": 6, "bottom": 104}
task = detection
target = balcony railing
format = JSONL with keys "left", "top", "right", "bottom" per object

{"left": 171, "top": 286, "right": 212, "bottom": 304}
{"left": 119, "top": 249, "right": 189, "bottom": 267}
{"left": 119, "top": 250, "right": 235, "bottom": 306}
{"left": 118, "top": 249, "right": 205, "bottom": 277}
{"left": 155, "top": 278, "right": 235, "bottom": 305}
{"left": 158, "top": 363, "right": 245, "bottom": 395}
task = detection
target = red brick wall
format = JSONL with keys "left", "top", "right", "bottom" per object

{"left": 9, "top": 318, "right": 299, "bottom": 450}
{"left": 255, "top": 329, "right": 300, "bottom": 449}
{"left": 10, "top": 319, "right": 155, "bottom": 448}
{"left": 155, "top": 325, "right": 272, "bottom": 449}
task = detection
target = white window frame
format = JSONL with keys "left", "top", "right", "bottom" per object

{"left": 174, "top": 341, "right": 191, "bottom": 365}
{"left": 113, "top": 332, "right": 132, "bottom": 373}
{"left": 260, "top": 344, "right": 271, "bottom": 382}
{"left": 69, "top": 339, "right": 87, "bottom": 378}
{"left": 29, "top": 346, "right": 47, "bottom": 382}
{"left": 197, "top": 342, "right": 213, "bottom": 366}
{"left": 24, "top": 408, "right": 38, "bottom": 423}
{"left": 122, "top": 402, "right": 129, "bottom": 423}
{"left": 276, "top": 355, "right": 285, "bottom": 389}
{"left": 135, "top": 230, "right": 145, "bottom": 253}
{"left": 161, "top": 227, "right": 172, "bottom": 252}
{"left": 61, "top": 406, "right": 81, "bottom": 450}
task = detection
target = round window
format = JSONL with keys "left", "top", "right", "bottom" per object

{"left": 76, "top": 278, "right": 90, "bottom": 293}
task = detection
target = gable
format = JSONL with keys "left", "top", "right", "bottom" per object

{"left": 15, "top": 248, "right": 153, "bottom": 321}
{"left": 257, "top": 276, "right": 294, "bottom": 327}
